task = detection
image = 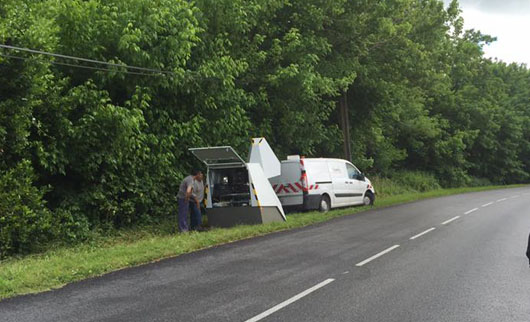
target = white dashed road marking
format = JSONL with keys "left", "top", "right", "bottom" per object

{"left": 244, "top": 279, "right": 335, "bottom": 322}
{"left": 410, "top": 228, "right": 436, "bottom": 240}
{"left": 442, "top": 216, "right": 460, "bottom": 225}
{"left": 464, "top": 208, "right": 478, "bottom": 215}
{"left": 248, "top": 191, "right": 529, "bottom": 322}
{"left": 356, "top": 245, "right": 400, "bottom": 267}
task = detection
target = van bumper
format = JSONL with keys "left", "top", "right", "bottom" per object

{"left": 303, "top": 194, "right": 321, "bottom": 210}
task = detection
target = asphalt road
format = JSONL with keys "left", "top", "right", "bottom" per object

{"left": 2, "top": 187, "right": 530, "bottom": 322}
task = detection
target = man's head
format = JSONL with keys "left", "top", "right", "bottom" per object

{"left": 191, "top": 169, "right": 203, "bottom": 181}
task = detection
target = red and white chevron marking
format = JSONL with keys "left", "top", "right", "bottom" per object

{"left": 272, "top": 183, "right": 319, "bottom": 194}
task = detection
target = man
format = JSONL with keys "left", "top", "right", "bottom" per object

{"left": 190, "top": 172, "right": 205, "bottom": 231}
{"left": 527, "top": 233, "right": 530, "bottom": 267}
{"left": 177, "top": 170, "right": 203, "bottom": 232}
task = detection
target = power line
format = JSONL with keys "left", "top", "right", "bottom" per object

{"left": 0, "top": 52, "right": 167, "bottom": 77}
{"left": 47, "top": 58, "right": 163, "bottom": 76}
{"left": 0, "top": 44, "right": 174, "bottom": 75}
{"left": 0, "top": 53, "right": 26, "bottom": 61}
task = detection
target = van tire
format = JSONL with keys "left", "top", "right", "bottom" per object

{"left": 363, "top": 191, "right": 375, "bottom": 206}
{"left": 319, "top": 195, "right": 331, "bottom": 212}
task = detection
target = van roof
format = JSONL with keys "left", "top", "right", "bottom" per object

{"left": 282, "top": 158, "right": 350, "bottom": 163}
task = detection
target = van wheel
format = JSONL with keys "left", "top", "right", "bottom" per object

{"left": 363, "top": 191, "right": 374, "bottom": 206}
{"left": 319, "top": 195, "right": 331, "bottom": 212}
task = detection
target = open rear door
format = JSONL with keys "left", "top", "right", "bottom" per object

{"left": 248, "top": 163, "right": 286, "bottom": 220}
{"left": 249, "top": 137, "right": 281, "bottom": 178}
{"left": 189, "top": 146, "right": 246, "bottom": 168}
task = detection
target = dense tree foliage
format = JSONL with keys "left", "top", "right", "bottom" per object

{"left": 1, "top": 0, "right": 529, "bottom": 257}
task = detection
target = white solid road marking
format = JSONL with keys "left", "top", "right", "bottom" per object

{"left": 497, "top": 198, "right": 507, "bottom": 202}
{"left": 510, "top": 195, "right": 520, "bottom": 199}
{"left": 481, "top": 202, "right": 493, "bottom": 208}
{"left": 442, "top": 216, "right": 460, "bottom": 225}
{"left": 244, "top": 279, "right": 335, "bottom": 322}
{"left": 410, "top": 228, "right": 436, "bottom": 240}
{"left": 464, "top": 208, "right": 478, "bottom": 215}
{"left": 356, "top": 245, "right": 400, "bottom": 267}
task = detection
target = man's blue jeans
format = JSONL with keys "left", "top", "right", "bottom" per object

{"left": 189, "top": 201, "right": 202, "bottom": 230}
{"left": 178, "top": 198, "right": 202, "bottom": 232}
{"left": 178, "top": 198, "right": 189, "bottom": 232}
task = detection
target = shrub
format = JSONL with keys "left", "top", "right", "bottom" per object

{"left": 370, "top": 176, "right": 412, "bottom": 197}
{"left": 467, "top": 176, "right": 493, "bottom": 187}
{"left": 394, "top": 171, "right": 441, "bottom": 192}
{"left": 0, "top": 161, "right": 53, "bottom": 258}
{"left": 51, "top": 205, "right": 91, "bottom": 244}
{"left": 371, "top": 171, "right": 440, "bottom": 194}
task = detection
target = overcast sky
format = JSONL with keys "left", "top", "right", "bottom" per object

{"left": 443, "top": 0, "right": 530, "bottom": 65}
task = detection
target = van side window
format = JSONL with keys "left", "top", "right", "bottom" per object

{"left": 346, "top": 164, "right": 359, "bottom": 179}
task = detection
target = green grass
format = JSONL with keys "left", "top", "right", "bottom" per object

{"left": 0, "top": 184, "right": 526, "bottom": 300}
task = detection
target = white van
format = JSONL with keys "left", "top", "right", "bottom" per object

{"left": 269, "top": 156, "right": 375, "bottom": 212}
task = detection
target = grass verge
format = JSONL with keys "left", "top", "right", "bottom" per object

{"left": 0, "top": 184, "right": 526, "bottom": 300}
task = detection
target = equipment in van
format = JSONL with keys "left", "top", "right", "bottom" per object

{"left": 189, "top": 138, "right": 286, "bottom": 227}
{"left": 269, "top": 156, "right": 375, "bottom": 212}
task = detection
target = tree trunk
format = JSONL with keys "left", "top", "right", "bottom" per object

{"left": 339, "top": 92, "right": 352, "bottom": 162}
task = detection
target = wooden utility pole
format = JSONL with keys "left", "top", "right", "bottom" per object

{"left": 339, "top": 92, "right": 352, "bottom": 162}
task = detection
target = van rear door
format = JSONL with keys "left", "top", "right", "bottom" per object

{"left": 272, "top": 161, "right": 304, "bottom": 206}
{"left": 303, "top": 159, "right": 331, "bottom": 192}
